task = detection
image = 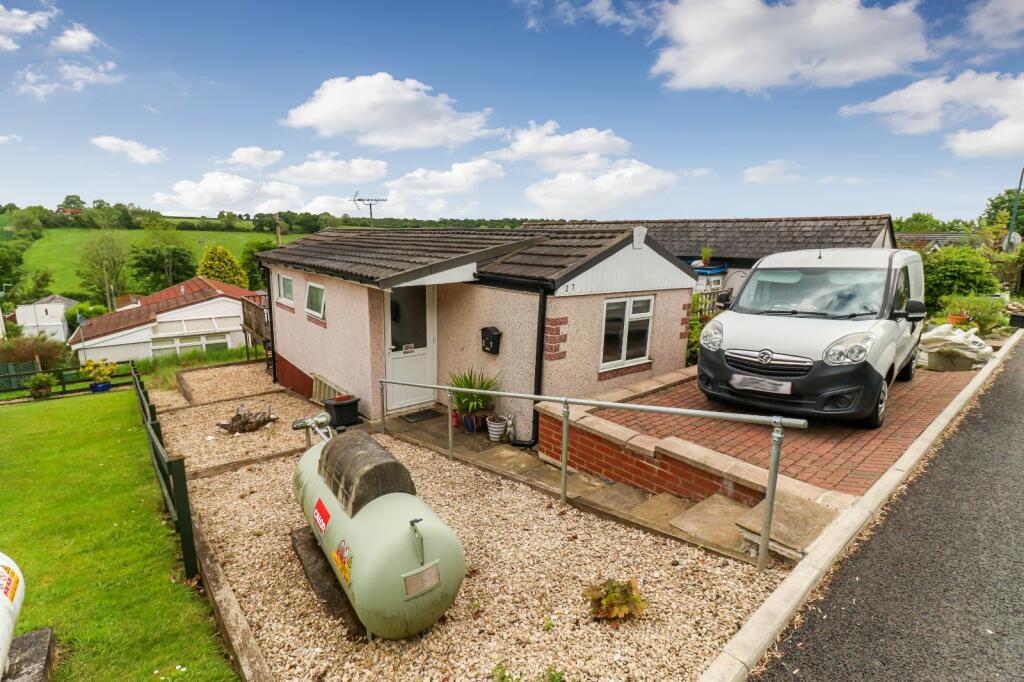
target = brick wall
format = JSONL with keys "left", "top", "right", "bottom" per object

{"left": 680, "top": 300, "right": 692, "bottom": 340}
{"left": 537, "top": 413, "right": 763, "bottom": 506}
{"left": 544, "top": 316, "right": 568, "bottom": 361}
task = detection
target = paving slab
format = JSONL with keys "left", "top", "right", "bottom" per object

{"left": 477, "top": 445, "right": 548, "bottom": 474}
{"left": 671, "top": 494, "right": 751, "bottom": 555}
{"left": 4, "top": 628, "right": 55, "bottom": 682}
{"left": 628, "top": 493, "right": 693, "bottom": 531}
{"left": 518, "top": 463, "right": 605, "bottom": 498}
{"left": 735, "top": 493, "right": 838, "bottom": 561}
{"left": 577, "top": 482, "right": 649, "bottom": 511}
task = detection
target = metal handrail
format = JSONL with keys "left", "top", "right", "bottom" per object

{"left": 378, "top": 378, "right": 808, "bottom": 571}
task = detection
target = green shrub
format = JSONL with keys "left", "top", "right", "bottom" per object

{"left": 923, "top": 247, "right": 1000, "bottom": 308}
{"left": 22, "top": 372, "right": 57, "bottom": 390}
{"left": 448, "top": 368, "right": 499, "bottom": 414}
{"left": 0, "top": 334, "right": 68, "bottom": 368}
{"left": 197, "top": 244, "right": 249, "bottom": 288}
{"left": 583, "top": 577, "right": 646, "bottom": 620}
{"left": 544, "top": 668, "right": 567, "bottom": 682}
{"left": 941, "top": 295, "right": 1007, "bottom": 335}
{"left": 490, "top": 663, "right": 520, "bottom": 682}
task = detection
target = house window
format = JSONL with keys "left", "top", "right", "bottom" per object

{"left": 601, "top": 296, "right": 654, "bottom": 369}
{"left": 149, "top": 333, "right": 233, "bottom": 358}
{"left": 277, "top": 274, "right": 294, "bottom": 303}
{"left": 305, "top": 283, "right": 326, "bottom": 318}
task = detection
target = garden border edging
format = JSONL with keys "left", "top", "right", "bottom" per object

{"left": 700, "top": 328, "right": 1024, "bottom": 682}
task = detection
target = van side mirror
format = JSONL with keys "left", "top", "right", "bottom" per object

{"left": 904, "top": 300, "right": 927, "bottom": 322}
{"left": 714, "top": 291, "right": 731, "bottom": 310}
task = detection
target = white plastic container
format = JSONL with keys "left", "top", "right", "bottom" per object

{"left": 0, "top": 551, "right": 25, "bottom": 676}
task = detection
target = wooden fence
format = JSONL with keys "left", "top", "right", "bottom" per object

{"left": 130, "top": 361, "right": 198, "bottom": 579}
{"left": 694, "top": 289, "right": 728, "bottom": 323}
{"left": 0, "top": 362, "right": 134, "bottom": 395}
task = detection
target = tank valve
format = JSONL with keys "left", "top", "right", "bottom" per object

{"left": 410, "top": 518, "right": 424, "bottom": 565}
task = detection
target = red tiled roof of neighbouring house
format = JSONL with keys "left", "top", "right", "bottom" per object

{"left": 68, "top": 277, "right": 254, "bottom": 345}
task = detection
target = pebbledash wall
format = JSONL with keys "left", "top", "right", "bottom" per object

{"left": 535, "top": 374, "right": 765, "bottom": 507}
{"left": 540, "top": 288, "right": 692, "bottom": 400}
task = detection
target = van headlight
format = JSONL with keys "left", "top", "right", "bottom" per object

{"left": 700, "top": 319, "right": 724, "bottom": 352}
{"left": 823, "top": 332, "right": 875, "bottom": 365}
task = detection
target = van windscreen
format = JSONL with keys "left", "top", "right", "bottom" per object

{"left": 733, "top": 268, "right": 886, "bottom": 318}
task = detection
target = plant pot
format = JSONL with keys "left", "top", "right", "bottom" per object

{"left": 30, "top": 387, "right": 51, "bottom": 400}
{"left": 89, "top": 382, "right": 111, "bottom": 393}
{"left": 485, "top": 416, "right": 507, "bottom": 442}
{"left": 947, "top": 314, "right": 970, "bottom": 325}
{"left": 462, "top": 414, "right": 477, "bottom": 433}
{"left": 451, "top": 410, "right": 461, "bottom": 428}
{"left": 323, "top": 396, "right": 360, "bottom": 427}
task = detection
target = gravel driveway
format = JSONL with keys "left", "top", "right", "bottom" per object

{"left": 190, "top": 435, "right": 783, "bottom": 681}
{"left": 758, "top": 347, "right": 1024, "bottom": 680}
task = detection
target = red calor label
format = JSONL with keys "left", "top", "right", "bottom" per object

{"left": 313, "top": 498, "right": 331, "bottom": 534}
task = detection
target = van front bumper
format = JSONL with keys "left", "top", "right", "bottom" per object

{"left": 697, "top": 349, "right": 885, "bottom": 420}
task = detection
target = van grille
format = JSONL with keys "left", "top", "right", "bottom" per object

{"left": 725, "top": 350, "right": 814, "bottom": 378}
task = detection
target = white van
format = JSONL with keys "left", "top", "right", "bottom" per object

{"left": 697, "top": 248, "right": 926, "bottom": 428}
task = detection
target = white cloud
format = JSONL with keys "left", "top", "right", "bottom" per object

{"left": 680, "top": 167, "right": 712, "bottom": 178}
{"left": 91, "top": 135, "right": 166, "bottom": 164}
{"left": 15, "top": 60, "right": 124, "bottom": 99}
{"left": 300, "top": 195, "right": 356, "bottom": 215}
{"left": 222, "top": 145, "right": 285, "bottom": 170}
{"left": 840, "top": 70, "right": 1024, "bottom": 158}
{"left": 283, "top": 72, "right": 499, "bottom": 150}
{"left": 254, "top": 181, "right": 305, "bottom": 213}
{"left": 743, "top": 159, "right": 801, "bottom": 184}
{"left": 51, "top": 23, "right": 100, "bottom": 53}
{"left": 524, "top": 158, "right": 676, "bottom": 217}
{"left": 0, "top": 2, "right": 56, "bottom": 51}
{"left": 557, "top": 0, "right": 653, "bottom": 34}
{"left": 270, "top": 151, "right": 387, "bottom": 186}
{"left": 819, "top": 175, "right": 866, "bottom": 186}
{"left": 489, "top": 120, "right": 630, "bottom": 171}
{"left": 934, "top": 168, "right": 957, "bottom": 181}
{"left": 0, "top": 133, "right": 22, "bottom": 144}
{"left": 383, "top": 159, "right": 505, "bottom": 218}
{"left": 153, "top": 172, "right": 257, "bottom": 214}
{"left": 967, "top": 0, "right": 1024, "bottom": 49}
{"left": 142, "top": 104, "right": 159, "bottom": 114}
{"left": 652, "top": 0, "right": 929, "bottom": 91}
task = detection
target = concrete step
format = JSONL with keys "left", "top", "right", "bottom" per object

{"left": 627, "top": 493, "right": 693, "bottom": 534}
{"left": 518, "top": 463, "right": 606, "bottom": 499}
{"left": 736, "top": 492, "right": 838, "bottom": 561}
{"left": 670, "top": 494, "right": 753, "bottom": 559}
{"left": 576, "top": 482, "right": 649, "bottom": 511}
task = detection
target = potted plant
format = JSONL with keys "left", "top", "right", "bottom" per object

{"left": 700, "top": 245, "right": 713, "bottom": 266}
{"left": 82, "top": 358, "right": 117, "bottom": 393}
{"left": 23, "top": 372, "right": 57, "bottom": 400}
{"left": 448, "top": 368, "right": 499, "bottom": 433}
{"left": 485, "top": 414, "right": 508, "bottom": 442}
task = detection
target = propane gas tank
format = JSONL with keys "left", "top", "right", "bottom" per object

{"left": 0, "top": 552, "right": 25, "bottom": 676}
{"left": 293, "top": 431, "right": 465, "bottom": 639}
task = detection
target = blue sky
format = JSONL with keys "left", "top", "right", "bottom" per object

{"left": 0, "top": 0, "right": 1022, "bottom": 220}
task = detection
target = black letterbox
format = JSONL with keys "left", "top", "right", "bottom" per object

{"left": 481, "top": 326, "right": 502, "bottom": 354}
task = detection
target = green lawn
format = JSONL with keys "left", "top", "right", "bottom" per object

{"left": 162, "top": 217, "right": 255, "bottom": 230}
{"left": 0, "top": 392, "right": 236, "bottom": 681}
{"left": 22, "top": 228, "right": 303, "bottom": 294}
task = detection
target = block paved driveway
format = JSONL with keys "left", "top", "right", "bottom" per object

{"left": 598, "top": 368, "right": 973, "bottom": 496}
{"left": 758, "top": 347, "right": 1024, "bottom": 680}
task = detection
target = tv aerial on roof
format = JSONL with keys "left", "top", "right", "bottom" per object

{"left": 350, "top": 190, "right": 388, "bottom": 227}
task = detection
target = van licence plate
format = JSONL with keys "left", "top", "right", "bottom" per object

{"left": 729, "top": 374, "right": 792, "bottom": 395}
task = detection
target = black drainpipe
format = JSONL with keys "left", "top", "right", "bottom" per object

{"left": 262, "top": 264, "right": 278, "bottom": 384}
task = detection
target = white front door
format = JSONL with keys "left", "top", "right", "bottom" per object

{"left": 385, "top": 285, "right": 437, "bottom": 411}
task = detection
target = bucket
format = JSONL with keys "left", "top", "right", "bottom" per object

{"left": 323, "top": 396, "right": 361, "bottom": 427}
{"left": 486, "top": 416, "right": 507, "bottom": 442}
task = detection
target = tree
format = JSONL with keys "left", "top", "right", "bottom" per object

{"left": 2, "top": 203, "right": 17, "bottom": 213}
{"left": 923, "top": 246, "right": 1000, "bottom": 307}
{"left": 197, "top": 245, "right": 248, "bottom": 288}
{"left": 92, "top": 199, "right": 109, "bottom": 209}
{"left": 981, "top": 188, "right": 1021, "bottom": 225}
{"left": 240, "top": 238, "right": 276, "bottom": 290}
{"left": 130, "top": 245, "right": 196, "bottom": 293}
{"left": 76, "top": 231, "right": 132, "bottom": 308}
{"left": 58, "top": 194, "right": 86, "bottom": 210}
{"left": 65, "top": 302, "right": 108, "bottom": 335}
{"left": 979, "top": 210, "right": 1010, "bottom": 250}
{"left": 894, "top": 212, "right": 945, "bottom": 233}
{"left": 15, "top": 269, "right": 52, "bottom": 303}
{"left": 0, "top": 242, "right": 25, "bottom": 299}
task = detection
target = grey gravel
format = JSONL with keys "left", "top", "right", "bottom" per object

{"left": 759, "top": 347, "right": 1024, "bottom": 681}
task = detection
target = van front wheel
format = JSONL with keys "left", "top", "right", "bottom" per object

{"left": 861, "top": 381, "right": 888, "bottom": 429}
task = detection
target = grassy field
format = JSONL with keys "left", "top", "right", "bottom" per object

{"left": 0, "top": 391, "right": 236, "bottom": 680}
{"left": 23, "top": 228, "right": 303, "bottom": 294}
{"left": 163, "top": 216, "right": 255, "bottom": 230}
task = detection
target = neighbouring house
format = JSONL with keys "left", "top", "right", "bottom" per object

{"left": 523, "top": 215, "right": 897, "bottom": 295}
{"left": 257, "top": 226, "right": 698, "bottom": 440}
{"left": 114, "top": 293, "right": 144, "bottom": 310}
{"left": 895, "top": 231, "right": 983, "bottom": 253}
{"left": 15, "top": 294, "right": 79, "bottom": 341}
{"left": 67, "top": 276, "right": 255, "bottom": 363}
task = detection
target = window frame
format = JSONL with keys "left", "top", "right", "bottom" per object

{"left": 599, "top": 295, "right": 655, "bottom": 370}
{"left": 277, "top": 274, "right": 294, "bottom": 304}
{"left": 892, "top": 267, "right": 911, "bottom": 314}
{"left": 304, "top": 282, "right": 326, "bottom": 319}
{"left": 148, "top": 333, "right": 233, "bottom": 358}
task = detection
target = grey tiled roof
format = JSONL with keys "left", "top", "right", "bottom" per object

{"left": 895, "top": 232, "right": 982, "bottom": 247}
{"left": 520, "top": 215, "right": 894, "bottom": 262}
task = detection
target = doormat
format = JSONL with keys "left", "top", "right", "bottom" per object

{"left": 401, "top": 408, "right": 443, "bottom": 423}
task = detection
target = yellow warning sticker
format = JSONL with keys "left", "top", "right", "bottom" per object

{"left": 1, "top": 565, "right": 19, "bottom": 603}
{"left": 331, "top": 540, "right": 353, "bottom": 586}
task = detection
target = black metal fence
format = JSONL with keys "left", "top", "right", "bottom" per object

{"left": 0, "top": 362, "right": 134, "bottom": 396}
{"left": 130, "top": 361, "right": 198, "bottom": 579}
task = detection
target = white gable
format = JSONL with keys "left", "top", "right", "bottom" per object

{"left": 554, "top": 241, "right": 696, "bottom": 297}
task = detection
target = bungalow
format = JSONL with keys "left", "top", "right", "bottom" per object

{"left": 15, "top": 294, "right": 79, "bottom": 341}
{"left": 67, "top": 276, "right": 254, "bottom": 362}
{"left": 257, "top": 226, "right": 698, "bottom": 441}
{"left": 523, "top": 215, "right": 896, "bottom": 294}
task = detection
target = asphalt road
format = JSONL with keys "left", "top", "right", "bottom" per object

{"left": 758, "top": 346, "right": 1024, "bottom": 681}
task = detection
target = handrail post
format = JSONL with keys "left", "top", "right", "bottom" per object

{"left": 757, "top": 417, "right": 785, "bottom": 572}
{"left": 446, "top": 389, "right": 454, "bottom": 461}
{"left": 379, "top": 380, "right": 386, "bottom": 434}
{"left": 560, "top": 398, "right": 570, "bottom": 503}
